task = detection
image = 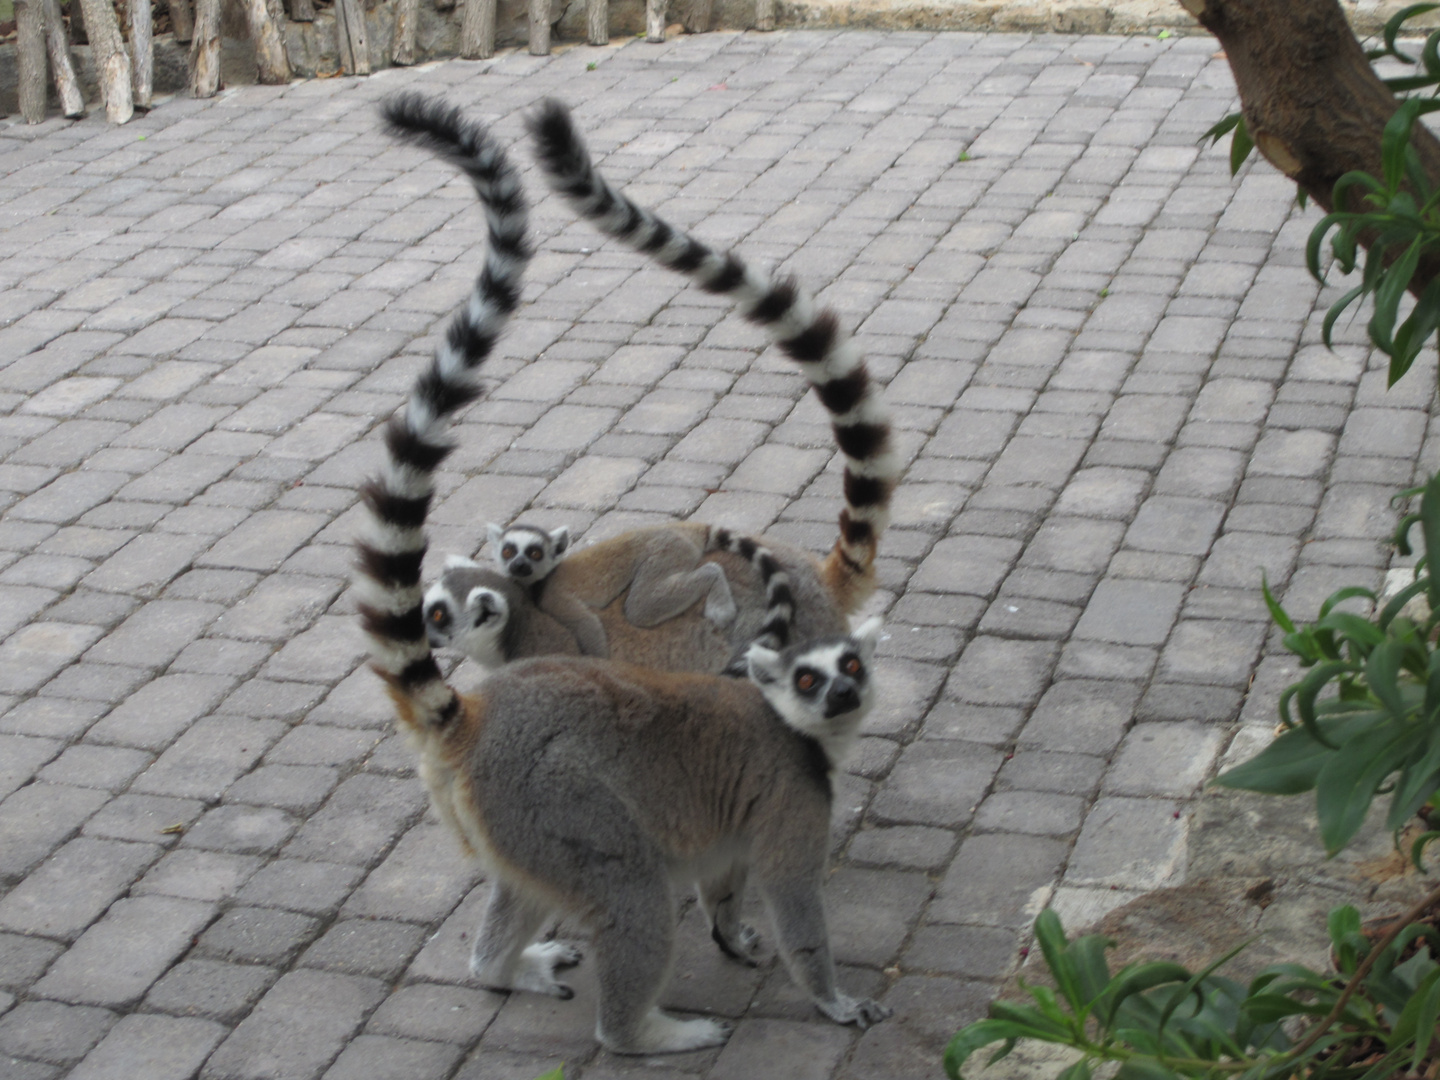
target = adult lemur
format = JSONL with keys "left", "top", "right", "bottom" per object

{"left": 422, "top": 99, "right": 900, "bottom": 675}
{"left": 356, "top": 94, "right": 891, "bottom": 1054}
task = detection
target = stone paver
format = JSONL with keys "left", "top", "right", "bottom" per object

{"left": 0, "top": 27, "right": 1434, "bottom": 1080}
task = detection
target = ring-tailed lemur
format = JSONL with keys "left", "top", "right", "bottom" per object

{"left": 419, "top": 100, "right": 899, "bottom": 677}
{"left": 355, "top": 96, "right": 892, "bottom": 1056}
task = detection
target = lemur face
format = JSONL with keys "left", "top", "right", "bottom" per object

{"left": 487, "top": 523, "right": 570, "bottom": 582}
{"left": 422, "top": 557, "right": 512, "bottom": 669}
{"left": 746, "top": 616, "right": 882, "bottom": 765}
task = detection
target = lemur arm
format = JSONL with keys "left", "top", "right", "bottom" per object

{"left": 534, "top": 585, "right": 610, "bottom": 659}
{"left": 623, "top": 531, "right": 737, "bottom": 629}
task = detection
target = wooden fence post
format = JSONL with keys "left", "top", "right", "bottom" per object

{"left": 392, "top": 0, "right": 419, "bottom": 63}
{"left": 241, "top": 0, "right": 291, "bottom": 82}
{"left": 130, "top": 0, "right": 154, "bottom": 108}
{"left": 754, "top": 0, "right": 773, "bottom": 29}
{"left": 40, "top": 0, "right": 85, "bottom": 117}
{"left": 16, "top": 0, "right": 46, "bottom": 123}
{"left": 189, "top": 0, "right": 221, "bottom": 96}
{"left": 78, "top": 0, "right": 134, "bottom": 121}
{"left": 645, "top": 0, "right": 663, "bottom": 40}
{"left": 460, "top": 0, "right": 495, "bottom": 58}
{"left": 169, "top": 0, "right": 194, "bottom": 39}
{"left": 334, "top": 0, "right": 371, "bottom": 74}
{"left": 586, "top": 0, "right": 605, "bottom": 44}
{"left": 529, "top": 0, "right": 550, "bottom": 54}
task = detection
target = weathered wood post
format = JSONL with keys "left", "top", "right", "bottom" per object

{"left": 393, "top": 0, "right": 420, "bottom": 63}
{"left": 169, "top": 0, "right": 194, "bottom": 41}
{"left": 40, "top": 0, "right": 85, "bottom": 117}
{"left": 755, "top": 0, "right": 773, "bottom": 29}
{"left": 189, "top": 0, "right": 221, "bottom": 96}
{"left": 16, "top": 0, "right": 46, "bottom": 123}
{"left": 130, "top": 0, "right": 154, "bottom": 108}
{"left": 645, "top": 0, "right": 663, "bottom": 40}
{"left": 289, "top": 0, "right": 315, "bottom": 21}
{"left": 78, "top": 0, "right": 134, "bottom": 121}
{"left": 334, "top": 0, "right": 371, "bottom": 74}
{"left": 586, "top": 0, "right": 606, "bottom": 44}
{"left": 529, "top": 0, "right": 550, "bottom": 54}
{"left": 241, "top": 0, "right": 291, "bottom": 82}
{"left": 460, "top": 0, "right": 495, "bottom": 58}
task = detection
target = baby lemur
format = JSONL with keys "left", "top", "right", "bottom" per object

{"left": 420, "top": 99, "right": 900, "bottom": 676}
{"left": 357, "top": 93, "right": 891, "bottom": 1055}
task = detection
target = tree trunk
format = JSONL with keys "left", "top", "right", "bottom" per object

{"left": 189, "top": 0, "right": 220, "bottom": 95}
{"left": 334, "top": 0, "right": 371, "bottom": 75}
{"left": 460, "top": 0, "right": 495, "bottom": 57}
{"left": 40, "top": 0, "right": 85, "bottom": 117}
{"left": 288, "top": 0, "right": 314, "bottom": 21}
{"left": 1189, "top": 0, "right": 1440, "bottom": 296}
{"left": 78, "top": 0, "right": 134, "bottom": 121}
{"left": 169, "top": 0, "right": 194, "bottom": 41}
{"left": 754, "top": 0, "right": 773, "bottom": 30}
{"left": 645, "top": 0, "right": 663, "bottom": 40}
{"left": 16, "top": 0, "right": 47, "bottom": 124}
{"left": 130, "top": 0, "right": 153, "bottom": 108}
{"left": 586, "top": 0, "right": 606, "bottom": 45}
{"left": 392, "top": 0, "right": 419, "bottom": 64}
{"left": 528, "top": 0, "right": 549, "bottom": 55}
{"left": 240, "top": 0, "right": 290, "bottom": 82}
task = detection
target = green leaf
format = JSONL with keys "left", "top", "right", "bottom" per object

{"left": 1390, "top": 968, "right": 1440, "bottom": 1069}
{"left": 1411, "top": 829, "right": 1440, "bottom": 870}
{"left": 1114, "top": 1058, "right": 1181, "bottom": 1080}
{"left": 1099, "top": 962, "right": 1194, "bottom": 1027}
{"left": 1318, "top": 586, "right": 1379, "bottom": 620}
{"left": 945, "top": 1020, "right": 1047, "bottom": 1080}
{"left": 1365, "top": 639, "right": 1409, "bottom": 721}
{"left": 1217, "top": 722, "right": 1346, "bottom": 794}
{"left": 1033, "top": 911, "right": 1084, "bottom": 1013}
{"left": 1422, "top": 473, "right": 1440, "bottom": 613}
{"left": 1370, "top": 239, "right": 1423, "bottom": 355}
{"left": 1316, "top": 725, "right": 1419, "bottom": 854}
{"left": 1230, "top": 114, "right": 1255, "bottom": 177}
{"left": 1261, "top": 576, "right": 1297, "bottom": 634}
{"left": 1384, "top": 3, "right": 1440, "bottom": 60}
{"left": 1201, "top": 112, "right": 1241, "bottom": 145}
{"left": 1069, "top": 935, "right": 1116, "bottom": 1009}
{"left": 1056, "top": 1060, "right": 1092, "bottom": 1080}
{"left": 1323, "top": 283, "right": 1369, "bottom": 348}
{"left": 532, "top": 1069, "right": 565, "bottom": 1080}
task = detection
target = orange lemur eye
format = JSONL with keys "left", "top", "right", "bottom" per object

{"left": 843, "top": 656, "right": 862, "bottom": 676}
{"left": 429, "top": 607, "right": 448, "bottom": 625}
{"left": 501, "top": 544, "right": 517, "bottom": 559}
{"left": 526, "top": 546, "right": 544, "bottom": 561}
{"left": 794, "top": 670, "right": 818, "bottom": 694}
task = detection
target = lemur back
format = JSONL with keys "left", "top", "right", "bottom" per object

{"left": 421, "top": 100, "right": 900, "bottom": 675}
{"left": 354, "top": 95, "right": 891, "bottom": 1054}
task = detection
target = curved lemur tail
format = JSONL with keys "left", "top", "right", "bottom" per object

{"left": 708, "top": 528, "right": 795, "bottom": 652}
{"left": 526, "top": 100, "right": 900, "bottom": 614}
{"left": 354, "top": 93, "right": 532, "bottom": 730}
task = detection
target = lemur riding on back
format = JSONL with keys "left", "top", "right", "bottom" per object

{"left": 356, "top": 93, "right": 892, "bottom": 1055}
{"left": 421, "top": 99, "right": 900, "bottom": 676}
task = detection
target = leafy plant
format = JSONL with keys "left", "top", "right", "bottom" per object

{"left": 1204, "top": 4, "right": 1440, "bottom": 386}
{"left": 1216, "top": 472, "right": 1440, "bottom": 856}
{"left": 945, "top": 892, "right": 1440, "bottom": 1080}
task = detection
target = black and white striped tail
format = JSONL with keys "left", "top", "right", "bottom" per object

{"left": 709, "top": 527, "right": 796, "bottom": 657}
{"left": 526, "top": 100, "right": 900, "bottom": 581}
{"left": 354, "top": 93, "right": 532, "bottom": 729}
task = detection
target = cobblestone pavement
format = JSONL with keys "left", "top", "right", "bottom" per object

{"left": 1, "top": 27, "right": 1436, "bottom": 1080}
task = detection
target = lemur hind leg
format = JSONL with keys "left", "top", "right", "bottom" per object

{"left": 470, "top": 882, "right": 581, "bottom": 999}
{"left": 593, "top": 867, "right": 731, "bottom": 1054}
{"left": 536, "top": 587, "right": 610, "bottom": 658}
{"left": 698, "top": 860, "right": 760, "bottom": 966}
{"left": 624, "top": 533, "right": 736, "bottom": 629}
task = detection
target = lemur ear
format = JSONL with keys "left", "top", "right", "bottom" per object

{"left": 443, "top": 554, "right": 482, "bottom": 570}
{"left": 549, "top": 526, "right": 570, "bottom": 555}
{"left": 851, "top": 616, "right": 883, "bottom": 659}
{"left": 486, "top": 523, "right": 505, "bottom": 549}
{"left": 746, "top": 643, "right": 783, "bottom": 686}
